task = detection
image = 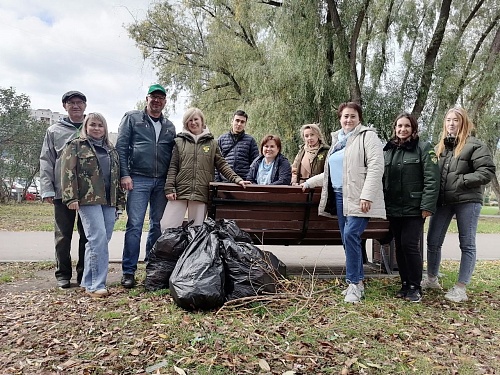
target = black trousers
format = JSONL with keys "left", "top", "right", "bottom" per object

{"left": 388, "top": 216, "right": 424, "bottom": 289}
{"left": 53, "top": 199, "right": 87, "bottom": 283}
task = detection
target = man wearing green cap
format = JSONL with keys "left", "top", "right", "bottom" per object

{"left": 116, "top": 84, "right": 176, "bottom": 288}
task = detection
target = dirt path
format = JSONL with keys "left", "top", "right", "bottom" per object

{"left": 0, "top": 264, "right": 124, "bottom": 293}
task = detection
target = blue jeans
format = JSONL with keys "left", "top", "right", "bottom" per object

{"left": 335, "top": 191, "right": 369, "bottom": 284}
{"left": 122, "top": 175, "right": 167, "bottom": 275}
{"left": 426, "top": 202, "right": 481, "bottom": 285}
{"left": 78, "top": 205, "right": 116, "bottom": 292}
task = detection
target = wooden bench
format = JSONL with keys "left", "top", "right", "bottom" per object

{"left": 208, "top": 182, "right": 397, "bottom": 273}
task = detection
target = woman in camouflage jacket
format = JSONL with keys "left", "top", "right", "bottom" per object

{"left": 61, "top": 113, "right": 125, "bottom": 298}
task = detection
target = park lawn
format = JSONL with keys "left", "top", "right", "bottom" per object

{"left": 0, "top": 260, "right": 498, "bottom": 374}
{"left": 1, "top": 201, "right": 498, "bottom": 232}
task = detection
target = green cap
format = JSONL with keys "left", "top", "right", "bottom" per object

{"left": 147, "top": 84, "right": 166, "bottom": 95}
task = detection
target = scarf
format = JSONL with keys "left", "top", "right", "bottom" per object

{"left": 332, "top": 130, "right": 354, "bottom": 153}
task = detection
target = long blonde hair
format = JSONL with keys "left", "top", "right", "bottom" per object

{"left": 436, "top": 107, "right": 474, "bottom": 158}
{"left": 81, "top": 112, "right": 111, "bottom": 146}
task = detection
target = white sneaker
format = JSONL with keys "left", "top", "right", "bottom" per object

{"left": 421, "top": 276, "right": 442, "bottom": 290}
{"left": 343, "top": 284, "right": 364, "bottom": 303}
{"left": 444, "top": 286, "right": 468, "bottom": 302}
{"left": 342, "top": 283, "right": 364, "bottom": 295}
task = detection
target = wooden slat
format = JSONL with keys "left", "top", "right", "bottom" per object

{"left": 208, "top": 182, "right": 391, "bottom": 246}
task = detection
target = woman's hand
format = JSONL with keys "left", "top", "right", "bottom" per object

{"left": 360, "top": 199, "right": 371, "bottom": 213}
{"left": 68, "top": 202, "right": 79, "bottom": 210}
{"left": 166, "top": 193, "right": 177, "bottom": 201}
{"left": 238, "top": 180, "right": 251, "bottom": 189}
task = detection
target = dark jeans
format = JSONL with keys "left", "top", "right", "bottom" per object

{"left": 388, "top": 216, "right": 424, "bottom": 289}
{"left": 54, "top": 199, "right": 87, "bottom": 282}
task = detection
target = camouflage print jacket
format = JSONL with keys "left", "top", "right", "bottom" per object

{"left": 60, "top": 137, "right": 125, "bottom": 209}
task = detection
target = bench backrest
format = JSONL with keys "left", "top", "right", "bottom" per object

{"left": 208, "top": 182, "right": 390, "bottom": 246}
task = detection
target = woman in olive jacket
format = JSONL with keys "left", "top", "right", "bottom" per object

{"left": 383, "top": 113, "right": 439, "bottom": 302}
{"left": 423, "top": 107, "right": 496, "bottom": 302}
{"left": 291, "top": 123, "right": 330, "bottom": 185}
{"left": 161, "top": 108, "right": 249, "bottom": 229}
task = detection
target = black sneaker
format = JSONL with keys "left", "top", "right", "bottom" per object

{"left": 395, "top": 282, "right": 408, "bottom": 298}
{"left": 405, "top": 286, "right": 422, "bottom": 303}
{"left": 121, "top": 274, "right": 136, "bottom": 289}
{"left": 57, "top": 279, "right": 71, "bottom": 289}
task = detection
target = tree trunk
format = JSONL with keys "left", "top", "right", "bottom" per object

{"left": 412, "top": 0, "right": 452, "bottom": 120}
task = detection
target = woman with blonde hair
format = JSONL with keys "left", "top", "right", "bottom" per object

{"left": 161, "top": 108, "right": 249, "bottom": 229}
{"left": 291, "top": 123, "right": 329, "bottom": 185}
{"left": 423, "top": 106, "right": 495, "bottom": 302}
{"left": 61, "top": 113, "right": 125, "bottom": 297}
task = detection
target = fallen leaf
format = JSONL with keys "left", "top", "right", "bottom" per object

{"left": 259, "top": 358, "right": 271, "bottom": 371}
{"left": 173, "top": 365, "right": 187, "bottom": 375}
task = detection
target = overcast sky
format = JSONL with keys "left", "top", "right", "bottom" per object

{"left": 0, "top": 0, "right": 184, "bottom": 133}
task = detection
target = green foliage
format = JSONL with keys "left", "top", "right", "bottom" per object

{"left": 0, "top": 87, "right": 47, "bottom": 201}
{"left": 127, "top": 0, "right": 500, "bottom": 162}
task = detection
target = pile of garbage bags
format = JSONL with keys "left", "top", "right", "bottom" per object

{"left": 145, "top": 218, "right": 286, "bottom": 311}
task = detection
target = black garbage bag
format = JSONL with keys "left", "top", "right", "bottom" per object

{"left": 219, "top": 231, "right": 286, "bottom": 301}
{"left": 217, "top": 219, "right": 253, "bottom": 243}
{"left": 169, "top": 223, "right": 225, "bottom": 310}
{"left": 145, "top": 226, "right": 191, "bottom": 292}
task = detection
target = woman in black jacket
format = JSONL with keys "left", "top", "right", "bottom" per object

{"left": 247, "top": 135, "right": 292, "bottom": 185}
{"left": 422, "top": 107, "right": 496, "bottom": 302}
{"left": 383, "top": 113, "right": 439, "bottom": 302}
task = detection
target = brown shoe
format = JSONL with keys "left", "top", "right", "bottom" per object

{"left": 86, "top": 289, "right": 109, "bottom": 298}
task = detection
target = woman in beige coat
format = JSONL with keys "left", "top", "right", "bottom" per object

{"left": 304, "top": 102, "right": 385, "bottom": 303}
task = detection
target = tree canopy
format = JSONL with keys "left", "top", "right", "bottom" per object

{"left": 0, "top": 87, "right": 47, "bottom": 201}
{"left": 127, "top": 0, "right": 500, "bottom": 161}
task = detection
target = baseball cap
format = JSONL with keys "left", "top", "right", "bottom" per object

{"left": 147, "top": 84, "right": 166, "bottom": 96}
{"left": 62, "top": 91, "right": 87, "bottom": 103}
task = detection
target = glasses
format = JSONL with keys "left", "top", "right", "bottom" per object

{"left": 66, "top": 100, "right": 85, "bottom": 107}
{"left": 148, "top": 95, "right": 166, "bottom": 101}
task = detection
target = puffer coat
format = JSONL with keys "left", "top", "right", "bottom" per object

{"left": 165, "top": 130, "right": 242, "bottom": 203}
{"left": 437, "top": 136, "right": 495, "bottom": 206}
{"left": 383, "top": 137, "right": 439, "bottom": 216}
{"left": 215, "top": 131, "right": 259, "bottom": 182}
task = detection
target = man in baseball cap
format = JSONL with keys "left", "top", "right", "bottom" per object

{"left": 116, "top": 84, "right": 175, "bottom": 288}
{"left": 39, "top": 90, "right": 88, "bottom": 289}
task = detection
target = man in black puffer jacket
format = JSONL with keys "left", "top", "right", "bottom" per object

{"left": 215, "top": 110, "right": 259, "bottom": 182}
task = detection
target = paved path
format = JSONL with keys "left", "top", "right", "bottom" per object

{"left": 1, "top": 231, "right": 499, "bottom": 264}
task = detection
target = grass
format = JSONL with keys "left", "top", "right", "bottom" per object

{"left": 0, "top": 260, "right": 499, "bottom": 374}
{"left": 1, "top": 200, "right": 498, "bottom": 232}
{"left": 0, "top": 202, "right": 499, "bottom": 373}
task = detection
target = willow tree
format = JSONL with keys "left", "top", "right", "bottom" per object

{"left": 127, "top": 0, "right": 500, "bottom": 161}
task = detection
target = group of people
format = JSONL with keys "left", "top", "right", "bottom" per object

{"left": 39, "top": 87, "right": 496, "bottom": 303}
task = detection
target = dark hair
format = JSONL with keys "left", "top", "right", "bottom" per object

{"left": 233, "top": 109, "right": 248, "bottom": 120}
{"left": 337, "top": 102, "right": 363, "bottom": 123}
{"left": 260, "top": 134, "right": 281, "bottom": 154}
{"left": 392, "top": 112, "right": 418, "bottom": 140}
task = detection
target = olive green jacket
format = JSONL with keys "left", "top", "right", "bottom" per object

{"left": 165, "top": 130, "right": 242, "bottom": 203}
